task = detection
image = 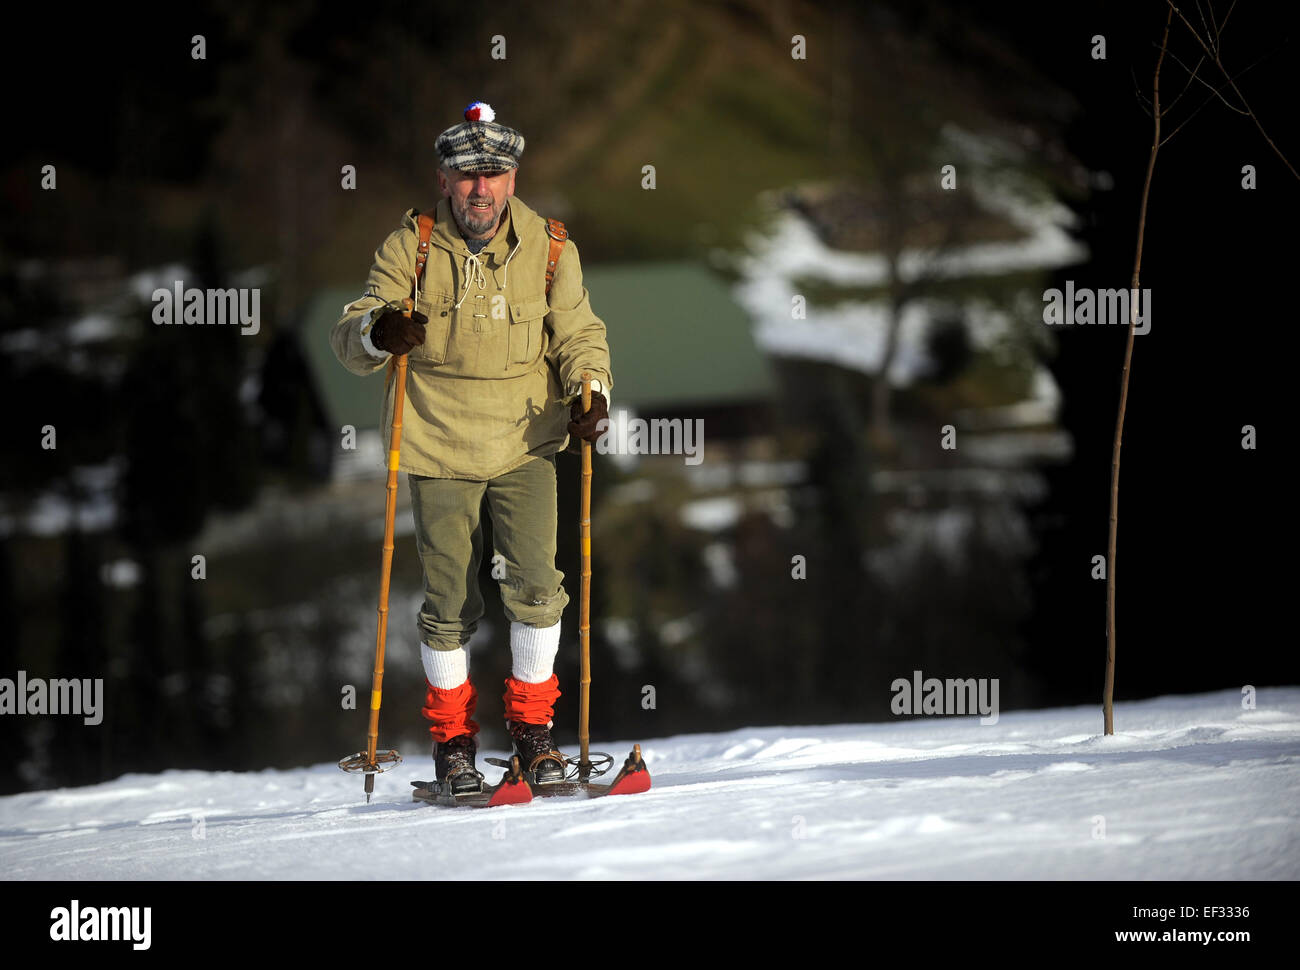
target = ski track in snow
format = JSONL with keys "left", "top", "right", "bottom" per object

{"left": 2, "top": 688, "right": 1297, "bottom": 880}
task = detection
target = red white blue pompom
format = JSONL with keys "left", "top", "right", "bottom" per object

{"left": 464, "top": 101, "right": 495, "bottom": 123}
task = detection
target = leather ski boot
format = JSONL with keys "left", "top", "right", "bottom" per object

{"left": 433, "top": 733, "right": 484, "bottom": 795}
{"left": 507, "top": 720, "right": 566, "bottom": 785}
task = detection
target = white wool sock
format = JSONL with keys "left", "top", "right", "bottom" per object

{"left": 421, "top": 643, "right": 469, "bottom": 689}
{"left": 510, "top": 620, "right": 560, "bottom": 683}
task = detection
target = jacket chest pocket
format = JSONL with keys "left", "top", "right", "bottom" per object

{"left": 507, "top": 297, "right": 549, "bottom": 365}
{"left": 413, "top": 290, "right": 454, "bottom": 363}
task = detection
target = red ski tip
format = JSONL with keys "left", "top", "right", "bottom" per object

{"left": 487, "top": 778, "right": 533, "bottom": 806}
{"left": 605, "top": 747, "right": 651, "bottom": 796}
{"left": 607, "top": 768, "right": 651, "bottom": 796}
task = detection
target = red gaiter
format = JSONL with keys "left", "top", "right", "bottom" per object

{"left": 420, "top": 679, "right": 479, "bottom": 743}
{"left": 502, "top": 674, "right": 561, "bottom": 725}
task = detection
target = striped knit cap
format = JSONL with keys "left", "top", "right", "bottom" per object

{"left": 435, "top": 102, "right": 525, "bottom": 173}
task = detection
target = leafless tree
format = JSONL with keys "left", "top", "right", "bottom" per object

{"left": 1104, "top": 1, "right": 1296, "bottom": 733}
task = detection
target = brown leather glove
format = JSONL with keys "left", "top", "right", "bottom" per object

{"left": 568, "top": 391, "right": 609, "bottom": 444}
{"left": 371, "top": 307, "right": 428, "bottom": 355}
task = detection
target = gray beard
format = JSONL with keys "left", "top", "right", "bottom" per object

{"left": 456, "top": 201, "right": 503, "bottom": 238}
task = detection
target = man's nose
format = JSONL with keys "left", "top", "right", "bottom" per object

{"left": 473, "top": 176, "right": 492, "bottom": 194}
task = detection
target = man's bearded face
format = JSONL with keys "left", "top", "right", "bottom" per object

{"left": 440, "top": 167, "right": 516, "bottom": 238}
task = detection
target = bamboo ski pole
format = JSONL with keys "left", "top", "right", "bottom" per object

{"left": 578, "top": 372, "right": 593, "bottom": 781}
{"left": 351, "top": 293, "right": 415, "bottom": 802}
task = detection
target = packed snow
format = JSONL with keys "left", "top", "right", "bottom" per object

{"left": 1, "top": 688, "right": 1296, "bottom": 880}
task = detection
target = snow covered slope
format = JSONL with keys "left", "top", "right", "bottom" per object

{"left": 3, "top": 688, "right": 1297, "bottom": 880}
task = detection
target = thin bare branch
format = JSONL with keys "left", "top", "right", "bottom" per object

{"left": 1221, "top": 70, "right": 1298, "bottom": 179}
{"left": 1194, "top": 0, "right": 1216, "bottom": 54}
{"left": 1159, "top": 46, "right": 1273, "bottom": 145}
{"left": 1130, "top": 63, "right": 1155, "bottom": 117}
{"left": 1162, "top": 51, "right": 1208, "bottom": 114}
{"left": 1169, "top": 2, "right": 1222, "bottom": 62}
{"left": 1166, "top": 1, "right": 1299, "bottom": 180}
{"left": 1155, "top": 39, "right": 1248, "bottom": 114}
{"left": 1159, "top": 88, "right": 1226, "bottom": 146}
{"left": 1218, "top": 0, "right": 1237, "bottom": 42}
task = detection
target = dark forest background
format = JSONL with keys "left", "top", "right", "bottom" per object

{"left": 0, "top": 0, "right": 1295, "bottom": 794}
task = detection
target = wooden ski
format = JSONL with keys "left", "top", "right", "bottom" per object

{"left": 411, "top": 746, "right": 651, "bottom": 808}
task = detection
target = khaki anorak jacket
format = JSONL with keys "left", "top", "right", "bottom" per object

{"left": 330, "top": 195, "right": 612, "bottom": 480}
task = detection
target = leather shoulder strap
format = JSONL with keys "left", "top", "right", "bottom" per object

{"left": 385, "top": 208, "right": 438, "bottom": 389}
{"left": 544, "top": 218, "right": 568, "bottom": 296}
{"left": 415, "top": 208, "right": 436, "bottom": 285}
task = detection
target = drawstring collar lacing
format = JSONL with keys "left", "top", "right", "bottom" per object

{"left": 453, "top": 251, "right": 488, "bottom": 310}
{"left": 499, "top": 238, "right": 522, "bottom": 290}
{"left": 452, "top": 237, "right": 523, "bottom": 309}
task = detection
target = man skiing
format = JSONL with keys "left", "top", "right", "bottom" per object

{"left": 329, "top": 101, "right": 612, "bottom": 794}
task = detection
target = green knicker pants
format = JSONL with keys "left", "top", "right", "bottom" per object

{"left": 408, "top": 454, "right": 569, "bottom": 652}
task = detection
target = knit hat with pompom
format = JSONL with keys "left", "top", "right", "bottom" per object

{"left": 436, "top": 102, "right": 525, "bottom": 173}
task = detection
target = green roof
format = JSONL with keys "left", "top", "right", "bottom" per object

{"left": 299, "top": 263, "right": 774, "bottom": 431}
{"left": 586, "top": 262, "right": 774, "bottom": 411}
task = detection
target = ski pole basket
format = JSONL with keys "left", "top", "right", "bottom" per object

{"left": 564, "top": 751, "right": 614, "bottom": 781}
{"left": 338, "top": 749, "right": 403, "bottom": 775}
